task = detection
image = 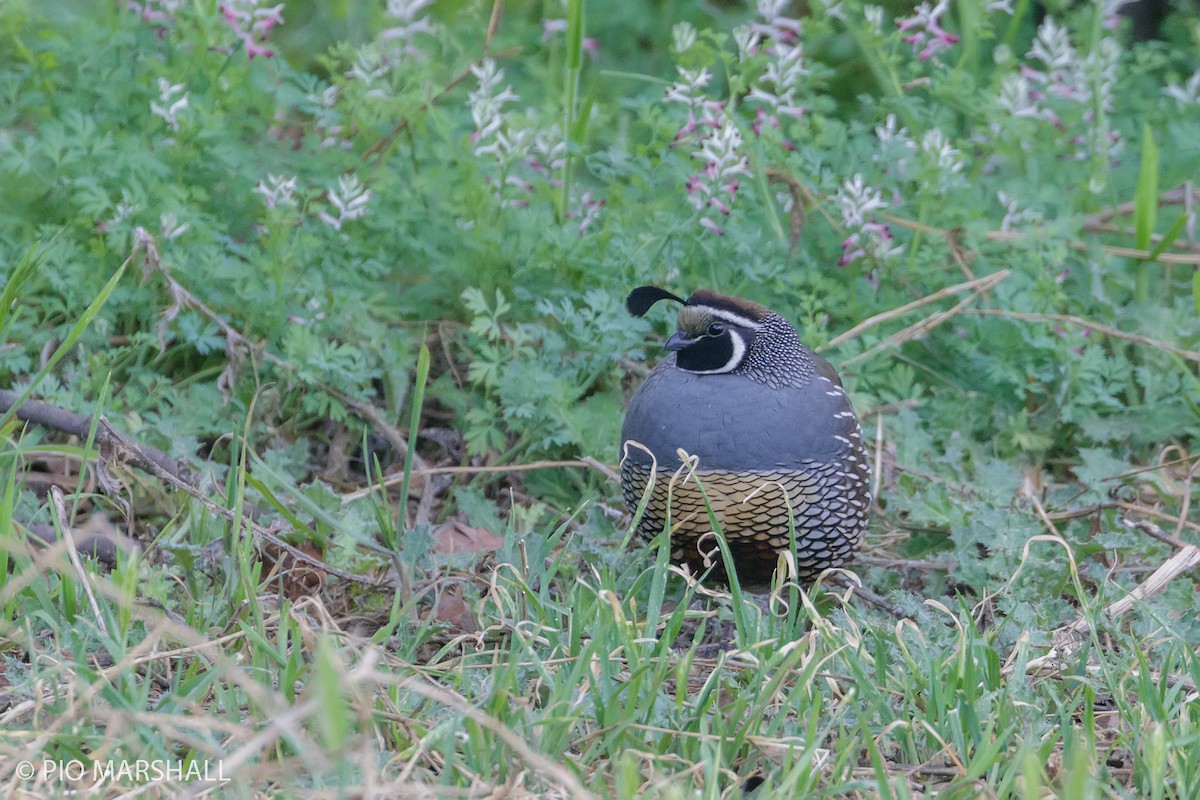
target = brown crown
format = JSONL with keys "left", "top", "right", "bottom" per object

{"left": 685, "top": 290, "right": 773, "bottom": 323}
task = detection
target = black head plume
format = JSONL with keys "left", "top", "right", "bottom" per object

{"left": 626, "top": 286, "right": 686, "bottom": 318}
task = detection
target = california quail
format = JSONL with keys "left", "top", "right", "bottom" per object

{"left": 619, "top": 286, "right": 870, "bottom": 587}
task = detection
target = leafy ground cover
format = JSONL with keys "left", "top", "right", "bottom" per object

{"left": 1, "top": 0, "right": 1199, "bottom": 796}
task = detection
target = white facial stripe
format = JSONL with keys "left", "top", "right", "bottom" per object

{"left": 686, "top": 329, "right": 747, "bottom": 374}
{"left": 691, "top": 306, "right": 764, "bottom": 330}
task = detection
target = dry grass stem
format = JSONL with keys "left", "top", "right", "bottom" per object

{"left": 962, "top": 309, "right": 1200, "bottom": 363}
{"left": 822, "top": 270, "right": 1010, "bottom": 352}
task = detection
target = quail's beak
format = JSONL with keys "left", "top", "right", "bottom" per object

{"left": 664, "top": 331, "right": 696, "bottom": 352}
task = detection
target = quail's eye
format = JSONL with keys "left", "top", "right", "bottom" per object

{"left": 707, "top": 322, "right": 726, "bottom": 336}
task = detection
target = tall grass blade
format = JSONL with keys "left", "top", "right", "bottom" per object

{"left": 397, "top": 341, "right": 431, "bottom": 535}
{"left": 0, "top": 255, "right": 128, "bottom": 431}
{"left": 1133, "top": 122, "right": 1158, "bottom": 303}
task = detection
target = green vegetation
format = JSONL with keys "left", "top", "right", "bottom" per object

{"left": 1, "top": 0, "right": 1199, "bottom": 796}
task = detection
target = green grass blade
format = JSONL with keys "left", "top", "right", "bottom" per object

{"left": 1147, "top": 212, "right": 1187, "bottom": 263}
{"left": 0, "top": 465, "right": 14, "bottom": 586}
{"left": 0, "top": 256, "right": 129, "bottom": 431}
{"left": 314, "top": 634, "right": 351, "bottom": 751}
{"left": 397, "top": 341, "right": 431, "bottom": 535}
{"left": 560, "top": 0, "right": 584, "bottom": 216}
{"left": 0, "top": 239, "right": 51, "bottom": 334}
{"left": 1133, "top": 122, "right": 1158, "bottom": 304}
{"left": 677, "top": 456, "right": 749, "bottom": 647}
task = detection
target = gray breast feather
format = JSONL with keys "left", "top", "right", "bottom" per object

{"left": 620, "top": 361, "right": 859, "bottom": 473}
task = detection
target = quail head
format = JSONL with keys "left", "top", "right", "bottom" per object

{"left": 619, "top": 286, "right": 870, "bottom": 587}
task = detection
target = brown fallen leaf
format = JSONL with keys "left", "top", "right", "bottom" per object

{"left": 433, "top": 518, "right": 505, "bottom": 555}
{"left": 419, "top": 586, "right": 478, "bottom": 633}
{"left": 263, "top": 539, "right": 327, "bottom": 600}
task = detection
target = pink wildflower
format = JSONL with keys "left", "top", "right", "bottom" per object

{"left": 896, "top": 0, "right": 960, "bottom": 62}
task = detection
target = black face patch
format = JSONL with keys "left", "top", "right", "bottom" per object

{"left": 675, "top": 329, "right": 735, "bottom": 372}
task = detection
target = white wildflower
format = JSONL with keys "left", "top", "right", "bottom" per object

{"left": 920, "top": 129, "right": 964, "bottom": 175}
{"left": 381, "top": 0, "right": 434, "bottom": 56}
{"left": 686, "top": 118, "right": 751, "bottom": 235}
{"left": 896, "top": 0, "right": 960, "bottom": 62}
{"left": 671, "top": 22, "right": 697, "bottom": 54}
{"left": 346, "top": 50, "right": 390, "bottom": 99}
{"left": 318, "top": 174, "right": 371, "bottom": 230}
{"left": 732, "top": 25, "right": 762, "bottom": 61}
{"left": 747, "top": 41, "right": 807, "bottom": 124}
{"left": 875, "top": 114, "right": 914, "bottom": 148}
{"left": 997, "top": 73, "right": 1056, "bottom": 122}
{"left": 568, "top": 190, "right": 605, "bottom": 236}
{"left": 108, "top": 198, "right": 139, "bottom": 228}
{"left": 841, "top": 220, "right": 902, "bottom": 267}
{"left": 150, "top": 78, "right": 188, "bottom": 132}
{"left": 252, "top": 174, "right": 298, "bottom": 209}
{"left": 997, "top": 191, "right": 1041, "bottom": 232}
{"left": 822, "top": 1, "right": 846, "bottom": 21}
{"left": 863, "top": 6, "right": 885, "bottom": 35}
{"left": 1100, "top": 0, "right": 1135, "bottom": 30}
{"left": 1164, "top": 70, "right": 1200, "bottom": 106}
{"left": 665, "top": 67, "right": 712, "bottom": 105}
{"left": 665, "top": 67, "right": 721, "bottom": 141}
{"left": 835, "top": 174, "right": 887, "bottom": 229}
{"left": 159, "top": 212, "right": 190, "bottom": 240}
{"left": 468, "top": 59, "right": 522, "bottom": 162}
{"left": 751, "top": 0, "right": 803, "bottom": 41}
{"left": 1028, "top": 17, "right": 1075, "bottom": 73}
{"left": 307, "top": 85, "right": 349, "bottom": 150}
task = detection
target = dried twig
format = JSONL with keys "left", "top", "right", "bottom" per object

{"left": 840, "top": 282, "right": 999, "bottom": 366}
{"left": 1028, "top": 487, "right": 1200, "bottom": 643}
{"left": 145, "top": 255, "right": 423, "bottom": 450}
{"left": 883, "top": 195, "right": 1200, "bottom": 265}
{"left": 1106, "top": 451, "right": 1199, "bottom": 482}
{"left": 95, "top": 418, "right": 389, "bottom": 588}
{"left": 985, "top": 229, "right": 1200, "bottom": 265}
{"left": 1062, "top": 540, "right": 1200, "bottom": 638}
{"left": 1045, "top": 500, "right": 1200, "bottom": 534}
{"left": 0, "top": 390, "right": 182, "bottom": 478}
{"left": 961, "top": 309, "right": 1200, "bottom": 363}
{"left": 365, "top": 51, "right": 520, "bottom": 160}
{"left": 1124, "top": 518, "right": 1190, "bottom": 552}
{"left": 581, "top": 455, "right": 620, "bottom": 483}
{"left": 331, "top": 389, "right": 436, "bottom": 524}
{"left": 1082, "top": 184, "right": 1200, "bottom": 228}
{"left": 856, "top": 554, "right": 955, "bottom": 571}
{"left": 0, "top": 389, "right": 375, "bottom": 585}
{"left": 822, "top": 271, "right": 1009, "bottom": 352}
{"left": 1035, "top": 494, "right": 1200, "bottom": 657}
{"left": 764, "top": 168, "right": 840, "bottom": 234}
{"left": 1115, "top": 501, "right": 1200, "bottom": 534}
